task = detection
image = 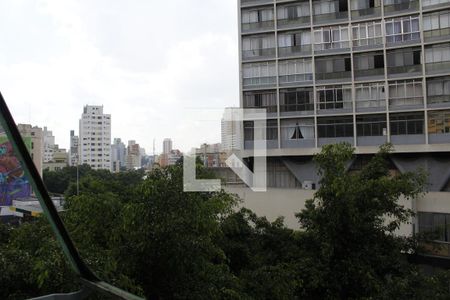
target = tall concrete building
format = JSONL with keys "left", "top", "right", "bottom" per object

{"left": 79, "top": 105, "right": 111, "bottom": 171}
{"left": 126, "top": 140, "right": 142, "bottom": 170}
{"left": 111, "top": 138, "right": 126, "bottom": 172}
{"left": 69, "top": 130, "right": 79, "bottom": 167}
{"left": 238, "top": 0, "right": 450, "bottom": 251}
{"left": 163, "top": 138, "right": 173, "bottom": 154}
{"left": 17, "top": 124, "right": 44, "bottom": 177}
{"left": 221, "top": 107, "right": 243, "bottom": 151}
{"left": 43, "top": 127, "right": 55, "bottom": 163}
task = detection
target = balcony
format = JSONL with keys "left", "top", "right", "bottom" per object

{"left": 278, "top": 44, "right": 312, "bottom": 58}
{"left": 242, "top": 20, "right": 275, "bottom": 33}
{"left": 387, "top": 65, "right": 422, "bottom": 78}
{"left": 352, "top": 37, "right": 383, "bottom": 51}
{"left": 354, "top": 68, "right": 385, "bottom": 81}
{"left": 279, "top": 74, "right": 313, "bottom": 87}
{"left": 317, "top": 116, "right": 354, "bottom": 146}
{"left": 281, "top": 138, "right": 316, "bottom": 148}
{"left": 355, "top": 99, "right": 386, "bottom": 113}
{"left": 427, "top": 95, "right": 450, "bottom": 108}
{"left": 426, "top": 61, "right": 450, "bottom": 76}
{"left": 280, "top": 103, "right": 315, "bottom": 116}
{"left": 313, "top": 11, "right": 349, "bottom": 25}
{"left": 424, "top": 28, "right": 450, "bottom": 43}
{"left": 244, "top": 140, "right": 278, "bottom": 149}
{"left": 243, "top": 76, "right": 277, "bottom": 89}
{"left": 384, "top": 0, "right": 419, "bottom": 16}
{"left": 240, "top": 0, "right": 273, "bottom": 7}
{"left": 317, "top": 101, "right": 353, "bottom": 115}
{"left": 423, "top": 0, "right": 450, "bottom": 10}
{"left": 242, "top": 48, "right": 276, "bottom": 61}
{"left": 390, "top": 114, "right": 425, "bottom": 145}
{"left": 277, "top": 16, "right": 310, "bottom": 30}
{"left": 315, "top": 71, "right": 351, "bottom": 82}
{"left": 389, "top": 96, "right": 424, "bottom": 111}
{"left": 351, "top": 7, "right": 381, "bottom": 20}
{"left": 314, "top": 41, "right": 351, "bottom": 54}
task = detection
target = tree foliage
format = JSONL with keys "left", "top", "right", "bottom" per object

{"left": 3, "top": 144, "right": 450, "bottom": 299}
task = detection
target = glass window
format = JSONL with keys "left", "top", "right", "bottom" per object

{"left": 316, "top": 85, "right": 352, "bottom": 110}
{"left": 279, "top": 59, "right": 313, "bottom": 83}
{"left": 389, "top": 79, "right": 423, "bottom": 107}
{"left": 428, "top": 110, "right": 450, "bottom": 134}
{"left": 355, "top": 82, "right": 386, "bottom": 109}
{"left": 314, "top": 25, "right": 350, "bottom": 50}
{"left": 280, "top": 88, "right": 314, "bottom": 112}
{"left": 385, "top": 16, "right": 420, "bottom": 43}
{"left": 419, "top": 212, "right": 450, "bottom": 242}
{"left": 243, "top": 91, "right": 277, "bottom": 113}
{"left": 390, "top": 112, "right": 424, "bottom": 135}
{"left": 357, "top": 114, "right": 387, "bottom": 136}
{"left": 318, "top": 116, "right": 354, "bottom": 138}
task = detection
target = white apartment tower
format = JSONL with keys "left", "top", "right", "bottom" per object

{"left": 221, "top": 107, "right": 243, "bottom": 151}
{"left": 79, "top": 105, "right": 111, "bottom": 171}
{"left": 43, "top": 127, "right": 55, "bottom": 163}
{"left": 69, "top": 130, "right": 79, "bottom": 166}
{"left": 163, "top": 138, "right": 173, "bottom": 154}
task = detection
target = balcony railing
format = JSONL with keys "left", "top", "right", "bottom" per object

{"left": 317, "top": 101, "right": 353, "bottom": 110}
{"left": 314, "top": 41, "right": 350, "bottom": 52}
{"left": 351, "top": 7, "right": 381, "bottom": 19}
{"left": 242, "top": 48, "right": 276, "bottom": 60}
{"left": 313, "top": 11, "right": 349, "bottom": 24}
{"left": 277, "top": 16, "right": 311, "bottom": 29}
{"left": 244, "top": 105, "right": 278, "bottom": 113}
{"left": 316, "top": 71, "right": 352, "bottom": 81}
{"left": 353, "top": 37, "right": 383, "bottom": 48}
{"left": 386, "top": 33, "right": 421, "bottom": 45}
{"left": 423, "top": 28, "right": 450, "bottom": 43}
{"left": 356, "top": 99, "right": 386, "bottom": 110}
{"left": 422, "top": 0, "right": 450, "bottom": 9}
{"left": 387, "top": 64, "right": 422, "bottom": 75}
{"left": 384, "top": 0, "right": 419, "bottom": 14}
{"left": 354, "top": 68, "right": 385, "bottom": 78}
{"left": 278, "top": 44, "right": 312, "bottom": 57}
{"left": 427, "top": 95, "right": 450, "bottom": 105}
{"left": 242, "top": 20, "right": 274, "bottom": 32}
{"left": 243, "top": 76, "right": 277, "bottom": 88}
{"left": 280, "top": 103, "right": 315, "bottom": 112}
{"left": 389, "top": 96, "right": 424, "bottom": 108}
{"left": 241, "top": 0, "right": 273, "bottom": 6}
{"left": 279, "top": 73, "right": 313, "bottom": 84}
{"left": 426, "top": 61, "right": 450, "bottom": 75}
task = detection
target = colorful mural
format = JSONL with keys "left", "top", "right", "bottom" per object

{"left": 0, "top": 134, "right": 32, "bottom": 206}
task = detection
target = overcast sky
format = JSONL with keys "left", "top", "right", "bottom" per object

{"left": 0, "top": 0, "right": 239, "bottom": 154}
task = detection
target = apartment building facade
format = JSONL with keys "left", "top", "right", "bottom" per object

{"left": 238, "top": 0, "right": 450, "bottom": 251}
{"left": 69, "top": 130, "right": 79, "bottom": 167}
{"left": 79, "top": 105, "right": 112, "bottom": 171}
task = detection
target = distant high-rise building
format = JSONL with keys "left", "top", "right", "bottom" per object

{"left": 79, "top": 105, "right": 111, "bottom": 171}
{"left": 163, "top": 138, "right": 173, "bottom": 154}
{"left": 126, "top": 140, "right": 141, "bottom": 170}
{"left": 69, "top": 130, "right": 79, "bottom": 166}
{"left": 111, "top": 138, "right": 126, "bottom": 172}
{"left": 43, "top": 127, "right": 55, "bottom": 163}
{"left": 221, "top": 108, "right": 242, "bottom": 152}
{"left": 43, "top": 145, "right": 68, "bottom": 172}
{"left": 17, "top": 124, "right": 44, "bottom": 177}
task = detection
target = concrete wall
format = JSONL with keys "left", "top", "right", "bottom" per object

{"left": 226, "top": 187, "right": 449, "bottom": 237}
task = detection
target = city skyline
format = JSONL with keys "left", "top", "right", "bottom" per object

{"left": 2, "top": 0, "right": 239, "bottom": 153}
